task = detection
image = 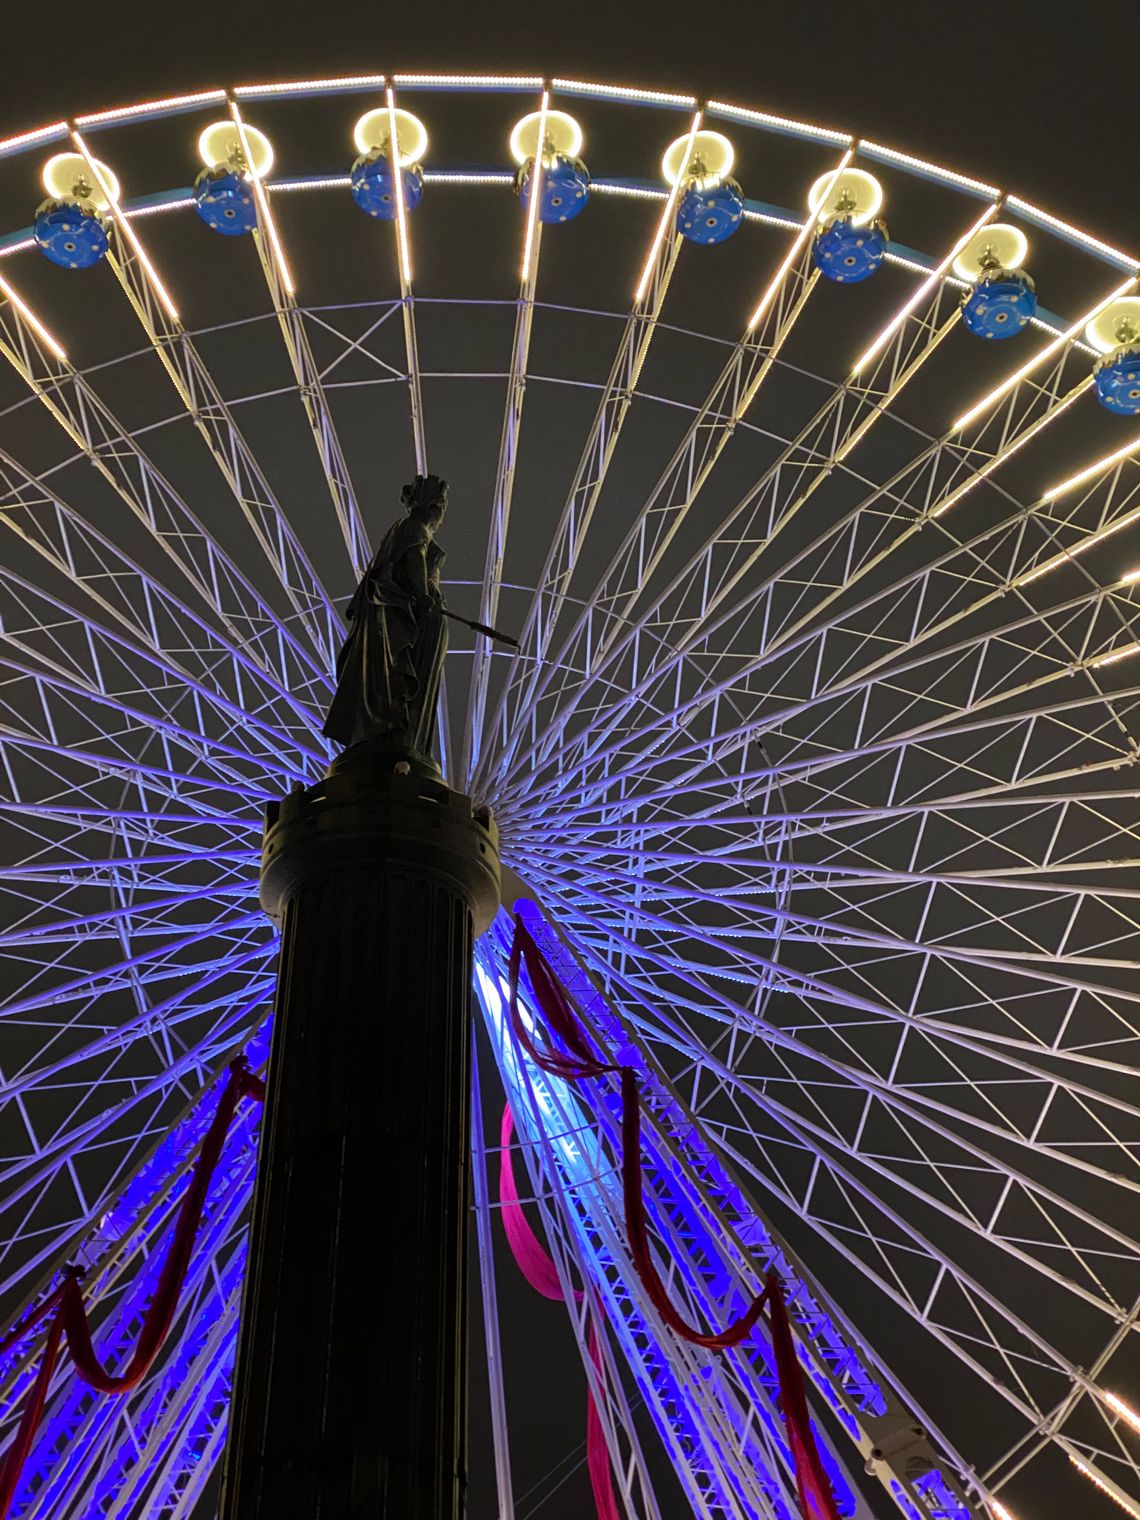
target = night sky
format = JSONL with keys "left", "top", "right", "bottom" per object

{"left": 0, "top": 2, "right": 1135, "bottom": 1517}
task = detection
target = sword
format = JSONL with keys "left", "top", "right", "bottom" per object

{"left": 442, "top": 607, "right": 519, "bottom": 648}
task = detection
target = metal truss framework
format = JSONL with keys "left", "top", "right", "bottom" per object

{"left": 0, "top": 73, "right": 1138, "bottom": 1520}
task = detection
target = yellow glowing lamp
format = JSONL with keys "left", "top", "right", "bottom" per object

{"left": 951, "top": 223, "right": 1029, "bottom": 281}
{"left": 509, "top": 108, "right": 583, "bottom": 166}
{"left": 661, "top": 129, "right": 735, "bottom": 190}
{"left": 1086, "top": 295, "right": 1140, "bottom": 354}
{"left": 354, "top": 107, "right": 428, "bottom": 167}
{"left": 198, "top": 121, "right": 275, "bottom": 179}
{"left": 42, "top": 151, "right": 120, "bottom": 210}
{"left": 808, "top": 166, "right": 883, "bottom": 228}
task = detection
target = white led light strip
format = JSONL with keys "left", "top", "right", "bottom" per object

{"left": 553, "top": 78, "right": 697, "bottom": 108}
{"left": 1069, "top": 1452, "right": 1140, "bottom": 1515}
{"left": 858, "top": 139, "right": 999, "bottom": 198}
{"left": 386, "top": 87, "right": 413, "bottom": 285}
{"left": 520, "top": 90, "right": 550, "bottom": 282}
{"left": 851, "top": 201, "right": 999, "bottom": 377}
{"left": 393, "top": 74, "right": 544, "bottom": 89}
{"left": 0, "top": 121, "right": 68, "bottom": 156}
{"left": 0, "top": 274, "right": 67, "bottom": 360}
{"left": 1105, "top": 1391, "right": 1140, "bottom": 1436}
{"left": 1043, "top": 434, "right": 1140, "bottom": 501}
{"left": 634, "top": 109, "right": 701, "bottom": 304}
{"left": 71, "top": 129, "right": 180, "bottom": 322}
{"left": 707, "top": 99, "right": 851, "bottom": 147}
{"left": 953, "top": 277, "right": 1137, "bottom": 433}
{"left": 75, "top": 91, "right": 226, "bottom": 127}
{"left": 234, "top": 75, "right": 386, "bottom": 98}
{"left": 229, "top": 101, "right": 295, "bottom": 296}
{"left": 747, "top": 149, "right": 852, "bottom": 332}
{"left": 1007, "top": 195, "right": 1139, "bottom": 271}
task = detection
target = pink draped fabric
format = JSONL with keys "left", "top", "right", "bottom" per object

{"left": 499, "top": 1103, "right": 620, "bottom": 1520}
{"left": 0, "top": 1060, "right": 265, "bottom": 1519}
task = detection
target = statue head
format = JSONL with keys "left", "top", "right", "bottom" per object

{"left": 402, "top": 473, "right": 448, "bottom": 528}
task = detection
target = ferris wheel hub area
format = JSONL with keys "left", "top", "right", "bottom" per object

{"left": 259, "top": 739, "right": 501, "bottom": 935}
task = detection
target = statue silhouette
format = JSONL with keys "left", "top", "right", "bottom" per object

{"left": 322, "top": 474, "right": 448, "bottom": 757}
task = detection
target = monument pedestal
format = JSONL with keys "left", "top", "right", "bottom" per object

{"left": 220, "top": 742, "right": 499, "bottom": 1518}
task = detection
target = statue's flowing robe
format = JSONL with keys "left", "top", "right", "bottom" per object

{"left": 322, "top": 515, "right": 447, "bottom": 753}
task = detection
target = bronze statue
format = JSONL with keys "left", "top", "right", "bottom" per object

{"left": 322, "top": 474, "right": 449, "bottom": 756}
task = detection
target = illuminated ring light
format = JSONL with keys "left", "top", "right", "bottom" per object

{"left": 0, "top": 74, "right": 1138, "bottom": 1520}
{"left": 807, "top": 165, "right": 883, "bottom": 227}
{"left": 509, "top": 108, "right": 583, "bottom": 166}
{"left": 198, "top": 120, "right": 275, "bottom": 179}
{"left": 353, "top": 106, "right": 429, "bottom": 167}
{"left": 41, "top": 151, "right": 120, "bottom": 210}
{"left": 1086, "top": 294, "right": 1140, "bottom": 353}
{"left": 952, "top": 222, "right": 1030, "bottom": 281}
{"left": 661, "top": 128, "right": 735, "bottom": 188}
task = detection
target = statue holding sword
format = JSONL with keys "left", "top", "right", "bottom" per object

{"left": 322, "top": 473, "right": 516, "bottom": 757}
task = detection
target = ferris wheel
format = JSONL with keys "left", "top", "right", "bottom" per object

{"left": 0, "top": 70, "right": 1138, "bottom": 1520}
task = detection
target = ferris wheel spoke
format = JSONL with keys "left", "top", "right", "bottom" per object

{"left": 0, "top": 653, "right": 310, "bottom": 799}
{"left": 523, "top": 864, "right": 1140, "bottom": 1234}
{"left": 14, "top": 1132, "right": 255, "bottom": 1520}
{"left": 520, "top": 845, "right": 1140, "bottom": 982}
{"left": 584, "top": 572, "right": 1139, "bottom": 804}
{"left": 0, "top": 722, "right": 281, "bottom": 812}
{"left": 496, "top": 203, "right": 999, "bottom": 796}
{"left": 380, "top": 85, "right": 429, "bottom": 477}
{"left": 528, "top": 886, "right": 1124, "bottom": 1445}
{"left": 510, "top": 820, "right": 1140, "bottom": 902}
{"left": 491, "top": 974, "right": 832, "bottom": 1520}
{"left": 703, "top": 1104, "right": 1101, "bottom": 1435}
{"left": 510, "top": 784, "right": 1140, "bottom": 864}
{"left": 491, "top": 192, "right": 845, "bottom": 795}
{"left": 0, "top": 567, "right": 325, "bottom": 778}
{"left": 228, "top": 100, "right": 370, "bottom": 577}
{"left": 501, "top": 277, "right": 1131, "bottom": 802}
{"left": 0, "top": 803, "right": 258, "bottom": 876}
{"left": 518, "top": 657, "right": 1140, "bottom": 852}
{"left": 0, "top": 910, "right": 265, "bottom": 1022}
{"left": 0, "top": 880, "right": 256, "bottom": 949}
{"left": 473, "top": 195, "right": 690, "bottom": 794}
{"left": 524, "top": 850, "right": 1140, "bottom": 1081}
{"left": 463, "top": 89, "right": 549, "bottom": 782}
{"left": 0, "top": 278, "right": 334, "bottom": 717}
{"left": 0, "top": 853, "right": 254, "bottom": 895}
{"left": 614, "top": 421, "right": 1140, "bottom": 775}
{"left": 501, "top": 555, "right": 1118, "bottom": 811}
{"left": 0, "top": 1011, "right": 269, "bottom": 1327}
{"left": 0, "top": 980, "right": 269, "bottom": 1280}
{"left": 0, "top": 445, "right": 330, "bottom": 745}
{"left": 617, "top": 956, "right": 1138, "bottom": 1343}
{"left": 1, "top": 960, "right": 272, "bottom": 1115}
{"left": 68, "top": 129, "right": 344, "bottom": 676}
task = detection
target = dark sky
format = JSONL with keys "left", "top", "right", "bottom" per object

{"left": 0, "top": 2, "right": 1135, "bottom": 1518}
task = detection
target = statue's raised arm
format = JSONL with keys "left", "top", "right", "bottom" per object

{"left": 322, "top": 474, "right": 449, "bottom": 758}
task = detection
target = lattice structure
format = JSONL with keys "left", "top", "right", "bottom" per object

{"left": 0, "top": 74, "right": 1139, "bottom": 1520}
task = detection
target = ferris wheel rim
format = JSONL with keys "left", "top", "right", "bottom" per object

{"left": 0, "top": 70, "right": 1139, "bottom": 1520}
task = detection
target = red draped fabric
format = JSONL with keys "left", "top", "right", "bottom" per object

{"left": 509, "top": 917, "right": 769, "bottom": 1346}
{"left": 507, "top": 913, "right": 840, "bottom": 1520}
{"left": 0, "top": 1059, "right": 265, "bottom": 1519}
{"left": 764, "top": 1272, "right": 842, "bottom": 1520}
